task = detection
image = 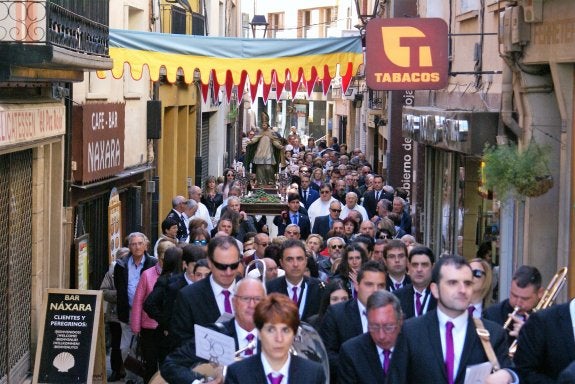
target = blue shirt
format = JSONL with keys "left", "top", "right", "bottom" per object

{"left": 127, "top": 255, "right": 144, "bottom": 307}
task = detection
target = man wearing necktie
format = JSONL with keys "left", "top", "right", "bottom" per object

{"left": 266, "top": 240, "right": 323, "bottom": 323}
{"left": 383, "top": 240, "right": 412, "bottom": 292}
{"left": 165, "top": 195, "right": 189, "bottom": 242}
{"left": 388, "top": 255, "right": 518, "bottom": 384}
{"left": 338, "top": 290, "right": 403, "bottom": 384}
{"left": 393, "top": 245, "right": 437, "bottom": 319}
{"left": 272, "top": 194, "right": 311, "bottom": 239}
{"left": 162, "top": 277, "right": 266, "bottom": 383}
{"left": 171, "top": 236, "right": 241, "bottom": 348}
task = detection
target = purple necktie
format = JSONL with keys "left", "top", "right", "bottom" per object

{"left": 291, "top": 286, "right": 299, "bottom": 304}
{"left": 468, "top": 305, "right": 476, "bottom": 318}
{"left": 267, "top": 373, "right": 284, "bottom": 384}
{"left": 222, "top": 290, "right": 232, "bottom": 314}
{"left": 245, "top": 333, "right": 255, "bottom": 356}
{"left": 383, "top": 349, "right": 391, "bottom": 374}
{"left": 415, "top": 292, "right": 422, "bottom": 316}
{"left": 394, "top": 282, "right": 401, "bottom": 290}
{"left": 445, "top": 321, "right": 455, "bottom": 384}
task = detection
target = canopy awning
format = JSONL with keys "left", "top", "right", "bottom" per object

{"left": 102, "top": 29, "right": 364, "bottom": 102}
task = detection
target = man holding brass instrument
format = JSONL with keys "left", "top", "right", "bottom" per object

{"left": 484, "top": 266, "right": 543, "bottom": 345}
{"left": 161, "top": 277, "right": 266, "bottom": 383}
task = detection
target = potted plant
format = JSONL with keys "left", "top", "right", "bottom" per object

{"left": 481, "top": 141, "right": 553, "bottom": 198}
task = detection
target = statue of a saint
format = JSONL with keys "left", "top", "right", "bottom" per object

{"left": 244, "top": 111, "right": 284, "bottom": 185}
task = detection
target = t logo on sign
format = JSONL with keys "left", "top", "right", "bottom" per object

{"left": 381, "top": 27, "right": 433, "bottom": 68}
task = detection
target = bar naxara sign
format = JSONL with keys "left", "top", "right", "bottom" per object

{"left": 366, "top": 18, "right": 448, "bottom": 90}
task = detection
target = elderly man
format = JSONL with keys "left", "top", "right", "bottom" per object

{"left": 318, "top": 236, "right": 346, "bottom": 279}
{"left": 359, "top": 220, "right": 377, "bottom": 240}
{"left": 162, "top": 277, "right": 266, "bottom": 383}
{"left": 225, "top": 196, "right": 257, "bottom": 242}
{"left": 312, "top": 200, "right": 342, "bottom": 240}
{"left": 188, "top": 185, "right": 214, "bottom": 232}
{"left": 166, "top": 196, "right": 189, "bottom": 242}
{"left": 338, "top": 291, "right": 403, "bottom": 384}
{"left": 392, "top": 196, "right": 412, "bottom": 235}
{"left": 341, "top": 192, "right": 369, "bottom": 222}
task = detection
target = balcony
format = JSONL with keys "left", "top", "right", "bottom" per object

{"left": 0, "top": 0, "right": 112, "bottom": 82}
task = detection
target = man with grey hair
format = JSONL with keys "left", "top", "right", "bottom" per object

{"left": 114, "top": 232, "right": 157, "bottom": 378}
{"left": 318, "top": 236, "right": 346, "bottom": 278}
{"left": 166, "top": 195, "right": 189, "bottom": 242}
{"left": 188, "top": 185, "right": 214, "bottom": 232}
{"left": 341, "top": 191, "right": 369, "bottom": 222}
{"left": 182, "top": 199, "right": 198, "bottom": 240}
{"left": 162, "top": 277, "right": 266, "bottom": 383}
{"left": 338, "top": 290, "right": 403, "bottom": 383}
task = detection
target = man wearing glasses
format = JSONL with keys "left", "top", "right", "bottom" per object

{"left": 338, "top": 290, "right": 403, "bottom": 384}
{"left": 308, "top": 184, "right": 337, "bottom": 227}
{"left": 312, "top": 200, "right": 342, "bottom": 240}
{"left": 320, "top": 261, "right": 387, "bottom": 380}
{"left": 171, "top": 236, "right": 241, "bottom": 348}
{"left": 318, "top": 237, "right": 346, "bottom": 279}
{"left": 162, "top": 277, "right": 266, "bottom": 383}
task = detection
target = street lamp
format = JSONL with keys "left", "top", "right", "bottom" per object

{"left": 250, "top": 15, "right": 269, "bottom": 38}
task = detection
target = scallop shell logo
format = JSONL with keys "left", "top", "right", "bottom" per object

{"left": 53, "top": 351, "right": 75, "bottom": 372}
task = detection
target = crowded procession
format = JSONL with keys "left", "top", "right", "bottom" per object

{"left": 101, "top": 127, "right": 566, "bottom": 384}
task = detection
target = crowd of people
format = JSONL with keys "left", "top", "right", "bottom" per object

{"left": 99, "top": 135, "right": 574, "bottom": 384}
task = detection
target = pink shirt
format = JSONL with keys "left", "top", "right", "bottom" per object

{"left": 130, "top": 264, "right": 162, "bottom": 333}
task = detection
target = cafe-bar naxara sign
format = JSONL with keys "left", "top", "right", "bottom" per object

{"left": 366, "top": 18, "right": 448, "bottom": 90}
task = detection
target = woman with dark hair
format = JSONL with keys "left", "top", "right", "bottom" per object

{"left": 342, "top": 216, "right": 359, "bottom": 241}
{"left": 307, "top": 279, "right": 349, "bottom": 329}
{"left": 225, "top": 293, "right": 325, "bottom": 384}
{"left": 188, "top": 227, "right": 210, "bottom": 251}
{"left": 202, "top": 175, "right": 223, "bottom": 218}
{"left": 333, "top": 243, "right": 369, "bottom": 299}
{"left": 218, "top": 168, "right": 237, "bottom": 200}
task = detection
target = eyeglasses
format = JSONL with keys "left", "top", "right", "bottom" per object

{"left": 330, "top": 208, "right": 342, "bottom": 213}
{"left": 368, "top": 323, "right": 399, "bottom": 333}
{"left": 211, "top": 260, "right": 241, "bottom": 271}
{"left": 193, "top": 239, "right": 207, "bottom": 245}
{"left": 235, "top": 295, "right": 263, "bottom": 304}
{"left": 472, "top": 269, "right": 486, "bottom": 278}
{"left": 320, "top": 190, "right": 331, "bottom": 194}
{"left": 330, "top": 244, "right": 344, "bottom": 249}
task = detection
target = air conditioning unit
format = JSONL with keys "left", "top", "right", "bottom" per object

{"left": 522, "top": 0, "right": 542, "bottom": 23}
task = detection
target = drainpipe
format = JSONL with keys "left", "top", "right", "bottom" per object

{"left": 500, "top": 62, "right": 521, "bottom": 138}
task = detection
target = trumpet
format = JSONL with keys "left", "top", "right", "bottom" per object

{"left": 502, "top": 306, "right": 521, "bottom": 330}
{"left": 508, "top": 267, "right": 568, "bottom": 357}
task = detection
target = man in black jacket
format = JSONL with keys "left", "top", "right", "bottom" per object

{"left": 113, "top": 232, "right": 157, "bottom": 376}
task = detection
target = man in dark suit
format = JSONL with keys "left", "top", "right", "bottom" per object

{"left": 171, "top": 236, "right": 242, "bottom": 348}
{"left": 318, "top": 236, "right": 346, "bottom": 279}
{"left": 266, "top": 239, "right": 323, "bottom": 322}
{"left": 320, "top": 261, "right": 386, "bottom": 380}
{"left": 165, "top": 195, "right": 189, "bottom": 242}
{"left": 383, "top": 239, "right": 411, "bottom": 292}
{"left": 514, "top": 300, "right": 575, "bottom": 383}
{"left": 362, "top": 175, "right": 392, "bottom": 220}
{"left": 338, "top": 290, "right": 403, "bottom": 384}
{"left": 161, "top": 277, "right": 265, "bottom": 383}
{"left": 273, "top": 194, "right": 311, "bottom": 240}
{"left": 484, "top": 265, "right": 543, "bottom": 347}
{"left": 388, "top": 255, "right": 518, "bottom": 384}
{"left": 394, "top": 245, "right": 437, "bottom": 319}
{"left": 312, "top": 200, "right": 342, "bottom": 240}
{"left": 300, "top": 175, "right": 320, "bottom": 210}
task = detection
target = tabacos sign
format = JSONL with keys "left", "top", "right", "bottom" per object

{"left": 366, "top": 18, "right": 448, "bottom": 90}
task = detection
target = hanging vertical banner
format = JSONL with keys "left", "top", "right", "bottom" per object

{"left": 108, "top": 187, "right": 122, "bottom": 264}
{"left": 75, "top": 234, "right": 90, "bottom": 290}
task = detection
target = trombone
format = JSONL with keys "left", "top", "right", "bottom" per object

{"left": 508, "top": 267, "right": 568, "bottom": 357}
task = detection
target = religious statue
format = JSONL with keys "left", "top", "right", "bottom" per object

{"left": 244, "top": 111, "right": 284, "bottom": 185}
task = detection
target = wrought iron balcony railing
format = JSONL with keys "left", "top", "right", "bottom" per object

{"left": 0, "top": 0, "right": 109, "bottom": 57}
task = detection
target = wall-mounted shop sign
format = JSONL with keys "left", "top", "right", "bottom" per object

{"left": 402, "top": 107, "right": 498, "bottom": 155}
{"left": 72, "top": 103, "right": 125, "bottom": 183}
{"left": 366, "top": 18, "right": 448, "bottom": 90}
{"left": 0, "top": 104, "right": 65, "bottom": 149}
